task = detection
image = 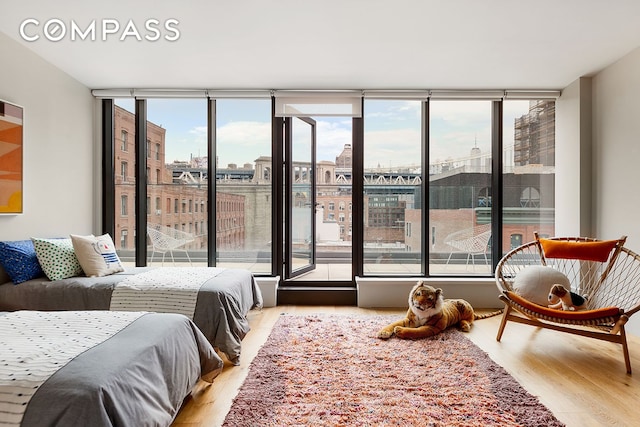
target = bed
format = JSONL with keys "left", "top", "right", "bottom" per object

{"left": 0, "top": 310, "right": 223, "bottom": 427}
{"left": 0, "top": 266, "right": 263, "bottom": 365}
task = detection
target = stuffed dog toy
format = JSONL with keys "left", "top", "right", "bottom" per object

{"left": 548, "top": 284, "right": 587, "bottom": 311}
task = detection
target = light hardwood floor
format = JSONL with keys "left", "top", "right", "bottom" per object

{"left": 172, "top": 306, "right": 640, "bottom": 427}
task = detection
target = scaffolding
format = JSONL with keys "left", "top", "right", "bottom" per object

{"left": 514, "top": 100, "right": 555, "bottom": 166}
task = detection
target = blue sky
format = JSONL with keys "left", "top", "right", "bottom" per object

{"left": 115, "top": 98, "right": 531, "bottom": 169}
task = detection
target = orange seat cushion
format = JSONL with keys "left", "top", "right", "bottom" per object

{"left": 505, "top": 291, "right": 622, "bottom": 321}
{"left": 539, "top": 238, "right": 619, "bottom": 262}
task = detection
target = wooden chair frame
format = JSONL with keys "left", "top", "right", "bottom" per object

{"left": 495, "top": 233, "right": 640, "bottom": 374}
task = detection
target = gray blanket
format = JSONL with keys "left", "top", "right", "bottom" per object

{"left": 1, "top": 311, "right": 223, "bottom": 427}
{"left": 0, "top": 267, "right": 263, "bottom": 364}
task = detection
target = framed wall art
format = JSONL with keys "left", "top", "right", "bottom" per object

{"left": 0, "top": 99, "right": 23, "bottom": 214}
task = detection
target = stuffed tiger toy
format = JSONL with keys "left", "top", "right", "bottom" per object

{"left": 377, "top": 281, "right": 503, "bottom": 339}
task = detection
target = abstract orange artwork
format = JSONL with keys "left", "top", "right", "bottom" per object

{"left": 0, "top": 100, "right": 23, "bottom": 214}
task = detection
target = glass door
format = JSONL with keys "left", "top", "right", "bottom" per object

{"left": 285, "top": 117, "right": 317, "bottom": 278}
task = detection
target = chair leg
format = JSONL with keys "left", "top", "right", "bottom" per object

{"left": 496, "top": 304, "right": 511, "bottom": 342}
{"left": 446, "top": 252, "right": 454, "bottom": 266}
{"left": 620, "top": 325, "right": 632, "bottom": 374}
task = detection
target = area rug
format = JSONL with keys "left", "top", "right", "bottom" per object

{"left": 222, "top": 314, "right": 564, "bottom": 427}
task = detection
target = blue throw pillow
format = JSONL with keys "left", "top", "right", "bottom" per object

{"left": 0, "top": 240, "right": 45, "bottom": 284}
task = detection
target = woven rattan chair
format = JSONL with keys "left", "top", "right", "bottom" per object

{"left": 495, "top": 232, "right": 640, "bottom": 374}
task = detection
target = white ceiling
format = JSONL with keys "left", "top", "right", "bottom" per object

{"left": 1, "top": 0, "right": 640, "bottom": 91}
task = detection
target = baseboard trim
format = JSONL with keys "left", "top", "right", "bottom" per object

{"left": 277, "top": 286, "right": 357, "bottom": 306}
{"left": 356, "top": 276, "right": 501, "bottom": 308}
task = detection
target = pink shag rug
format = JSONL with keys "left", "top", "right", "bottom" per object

{"left": 223, "top": 314, "right": 564, "bottom": 427}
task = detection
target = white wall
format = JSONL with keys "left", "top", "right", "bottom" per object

{"left": 591, "top": 47, "right": 640, "bottom": 336}
{"left": 555, "top": 78, "right": 593, "bottom": 237}
{"left": 592, "top": 47, "right": 640, "bottom": 252}
{"left": 0, "top": 32, "right": 95, "bottom": 240}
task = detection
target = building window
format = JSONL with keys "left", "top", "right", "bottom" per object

{"left": 155, "top": 143, "right": 160, "bottom": 161}
{"left": 120, "top": 229, "right": 128, "bottom": 249}
{"left": 477, "top": 187, "right": 491, "bottom": 207}
{"left": 121, "top": 195, "right": 128, "bottom": 216}
{"left": 510, "top": 233, "right": 523, "bottom": 249}
{"left": 520, "top": 187, "right": 541, "bottom": 207}
{"left": 121, "top": 130, "right": 128, "bottom": 151}
{"left": 121, "top": 161, "right": 128, "bottom": 181}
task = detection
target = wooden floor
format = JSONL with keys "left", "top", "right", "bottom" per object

{"left": 172, "top": 306, "right": 640, "bottom": 427}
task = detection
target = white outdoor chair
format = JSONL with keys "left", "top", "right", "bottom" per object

{"left": 444, "top": 223, "right": 492, "bottom": 267}
{"left": 147, "top": 223, "right": 194, "bottom": 266}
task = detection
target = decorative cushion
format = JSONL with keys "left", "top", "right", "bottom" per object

{"left": 512, "top": 265, "right": 571, "bottom": 306}
{"left": 32, "top": 237, "right": 83, "bottom": 281}
{"left": 0, "top": 240, "right": 45, "bottom": 284}
{"left": 539, "top": 238, "right": 619, "bottom": 262}
{"left": 71, "top": 233, "right": 124, "bottom": 277}
{"left": 506, "top": 291, "right": 621, "bottom": 321}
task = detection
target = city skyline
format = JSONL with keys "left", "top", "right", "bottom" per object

{"left": 114, "top": 98, "right": 533, "bottom": 169}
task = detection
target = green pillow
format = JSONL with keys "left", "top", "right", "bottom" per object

{"left": 32, "top": 237, "right": 83, "bottom": 281}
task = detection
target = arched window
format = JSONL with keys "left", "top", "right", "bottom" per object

{"left": 520, "top": 187, "right": 540, "bottom": 207}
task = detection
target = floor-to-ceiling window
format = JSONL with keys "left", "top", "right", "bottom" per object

{"left": 502, "top": 99, "right": 555, "bottom": 252}
{"left": 363, "top": 99, "right": 423, "bottom": 275}
{"left": 215, "top": 99, "right": 272, "bottom": 274}
{"left": 429, "top": 100, "right": 493, "bottom": 275}
{"left": 108, "top": 95, "right": 273, "bottom": 274}
{"left": 113, "top": 99, "right": 137, "bottom": 264}
{"left": 146, "top": 98, "right": 208, "bottom": 266}
{"left": 103, "top": 91, "right": 556, "bottom": 283}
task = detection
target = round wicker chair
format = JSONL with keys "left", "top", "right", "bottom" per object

{"left": 494, "top": 232, "right": 640, "bottom": 374}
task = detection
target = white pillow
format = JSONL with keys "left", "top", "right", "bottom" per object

{"left": 32, "top": 237, "right": 84, "bottom": 281}
{"left": 512, "top": 265, "right": 571, "bottom": 306}
{"left": 71, "top": 233, "right": 124, "bottom": 277}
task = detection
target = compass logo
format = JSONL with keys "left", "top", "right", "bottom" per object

{"left": 19, "top": 18, "right": 180, "bottom": 42}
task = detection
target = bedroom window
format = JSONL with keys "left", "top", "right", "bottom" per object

{"left": 428, "top": 100, "right": 492, "bottom": 276}
{"left": 502, "top": 100, "right": 555, "bottom": 256}
{"left": 103, "top": 93, "right": 555, "bottom": 283}
{"left": 363, "top": 99, "right": 423, "bottom": 276}
{"left": 215, "top": 98, "right": 272, "bottom": 274}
